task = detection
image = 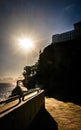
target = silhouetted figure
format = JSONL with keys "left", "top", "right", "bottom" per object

{"left": 10, "top": 81, "right": 23, "bottom": 97}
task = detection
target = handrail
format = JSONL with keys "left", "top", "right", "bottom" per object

{"left": 23, "top": 88, "right": 41, "bottom": 96}
{"left": 0, "top": 95, "right": 21, "bottom": 105}
{"left": 0, "top": 88, "right": 41, "bottom": 105}
{"left": 0, "top": 88, "right": 43, "bottom": 116}
{"left": 0, "top": 95, "right": 21, "bottom": 115}
{"left": 0, "top": 89, "right": 45, "bottom": 130}
{"left": 22, "top": 88, "right": 41, "bottom": 101}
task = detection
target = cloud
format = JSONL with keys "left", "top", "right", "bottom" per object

{"left": 0, "top": 77, "right": 16, "bottom": 83}
{"left": 0, "top": 77, "right": 14, "bottom": 83}
{"left": 64, "top": 4, "right": 75, "bottom": 11}
{"left": 0, "top": 76, "right": 24, "bottom": 83}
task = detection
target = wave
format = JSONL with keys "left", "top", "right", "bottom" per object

{"left": 0, "top": 83, "right": 16, "bottom": 101}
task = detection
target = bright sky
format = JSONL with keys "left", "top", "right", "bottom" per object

{"left": 0, "top": 0, "right": 81, "bottom": 83}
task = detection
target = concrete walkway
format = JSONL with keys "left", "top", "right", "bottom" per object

{"left": 45, "top": 97, "right": 81, "bottom": 130}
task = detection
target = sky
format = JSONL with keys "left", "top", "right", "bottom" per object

{"left": 0, "top": 0, "right": 81, "bottom": 83}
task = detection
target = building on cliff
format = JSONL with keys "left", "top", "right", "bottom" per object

{"left": 52, "top": 21, "right": 81, "bottom": 44}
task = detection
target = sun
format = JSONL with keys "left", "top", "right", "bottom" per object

{"left": 18, "top": 37, "right": 34, "bottom": 50}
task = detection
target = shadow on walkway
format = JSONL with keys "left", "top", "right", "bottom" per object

{"left": 27, "top": 108, "right": 58, "bottom": 130}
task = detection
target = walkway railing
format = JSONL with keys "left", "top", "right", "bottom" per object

{"left": 0, "top": 89, "right": 45, "bottom": 130}
{"left": 0, "top": 88, "right": 41, "bottom": 115}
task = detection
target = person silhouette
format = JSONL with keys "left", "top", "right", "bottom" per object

{"left": 10, "top": 80, "right": 23, "bottom": 97}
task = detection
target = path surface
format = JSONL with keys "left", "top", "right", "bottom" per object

{"left": 45, "top": 97, "right": 81, "bottom": 130}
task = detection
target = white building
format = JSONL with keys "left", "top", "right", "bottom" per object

{"left": 52, "top": 21, "right": 81, "bottom": 43}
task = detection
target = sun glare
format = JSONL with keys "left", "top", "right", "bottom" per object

{"left": 18, "top": 37, "right": 34, "bottom": 50}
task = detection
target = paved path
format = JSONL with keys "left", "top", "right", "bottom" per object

{"left": 45, "top": 97, "right": 81, "bottom": 130}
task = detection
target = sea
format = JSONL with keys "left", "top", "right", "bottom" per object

{"left": 0, "top": 83, "right": 16, "bottom": 102}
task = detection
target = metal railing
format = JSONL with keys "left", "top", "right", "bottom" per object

{"left": 0, "top": 88, "right": 41, "bottom": 114}
{"left": 22, "top": 88, "right": 41, "bottom": 101}
{"left": 0, "top": 95, "right": 21, "bottom": 105}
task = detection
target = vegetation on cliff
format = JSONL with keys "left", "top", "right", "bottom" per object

{"left": 22, "top": 37, "right": 81, "bottom": 104}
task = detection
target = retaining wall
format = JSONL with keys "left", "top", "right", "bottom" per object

{"left": 0, "top": 90, "right": 45, "bottom": 130}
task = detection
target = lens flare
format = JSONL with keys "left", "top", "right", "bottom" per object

{"left": 18, "top": 37, "right": 34, "bottom": 50}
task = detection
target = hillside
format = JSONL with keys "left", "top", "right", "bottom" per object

{"left": 36, "top": 37, "right": 81, "bottom": 104}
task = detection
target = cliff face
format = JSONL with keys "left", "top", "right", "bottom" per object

{"left": 37, "top": 37, "right": 81, "bottom": 104}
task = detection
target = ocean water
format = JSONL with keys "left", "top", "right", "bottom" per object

{"left": 0, "top": 83, "right": 16, "bottom": 101}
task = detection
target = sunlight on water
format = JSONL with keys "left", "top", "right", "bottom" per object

{"left": 0, "top": 83, "right": 16, "bottom": 101}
